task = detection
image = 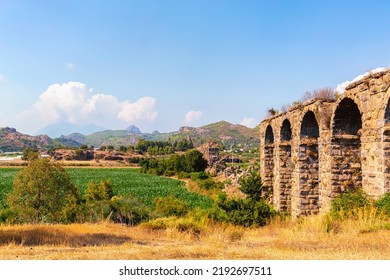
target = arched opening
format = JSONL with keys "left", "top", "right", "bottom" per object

{"left": 263, "top": 124, "right": 275, "bottom": 201}
{"left": 384, "top": 99, "right": 390, "bottom": 193}
{"left": 279, "top": 119, "right": 293, "bottom": 213}
{"left": 333, "top": 98, "right": 362, "bottom": 135}
{"left": 331, "top": 98, "right": 362, "bottom": 196}
{"left": 301, "top": 111, "right": 319, "bottom": 138}
{"left": 281, "top": 119, "right": 292, "bottom": 141}
{"left": 298, "top": 111, "right": 320, "bottom": 215}
{"left": 265, "top": 125, "right": 274, "bottom": 144}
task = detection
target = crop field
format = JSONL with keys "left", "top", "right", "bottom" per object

{"left": 0, "top": 168, "right": 213, "bottom": 209}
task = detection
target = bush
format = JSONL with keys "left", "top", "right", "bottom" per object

{"left": 217, "top": 194, "right": 276, "bottom": 227}
{"left": 0, "top": 208, "right": 18, "bottom": 224}
{"left": 177, "top": 171, "right": 190, "bottom": 179}
{"left": 330, "top": 189, "right": 371, "bottom": 219}
{"left": 84, "top": 180, "right": 114, "bottom": 221}
{"left": 375, "top": 193, "right": 390, "bottom": 216}
{"left": 142, "top": 216, "right": 204, "bottom": 235}
{"left": 238, "top": 171, "right": 262, "bottom": 201}
{"left": 85, "top": 180, "right": 114, "bottom": 203}
{"left": 110, "top": 195, "right": 150, "bottom": 225}
{"left": 154, "top": 195, "right": 189, "bottom": 217}
{"left": 6, "top": 158, "right": 80, "bottom": 223}
{"left": 21, "top": 148, "right": 39, "bottom": 161}
{"left": 190, "top": 172, "right": 210, "bottom": 181}
{"left": 198, "top": 178, "right": 224, "bottom": 190}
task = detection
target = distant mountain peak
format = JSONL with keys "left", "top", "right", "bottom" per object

{"left": 37, "top": 122, "right": 106, "bottom": 138}
{"left": 126, "top": 125, "right": 142, "bottom": 134}
{"left": 179, "top": 126, "right": 194, "bottom": 132}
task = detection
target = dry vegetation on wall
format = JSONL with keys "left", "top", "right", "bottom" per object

{"left": 267, "top": 87, "right": 336, "bottom": 117}
{"left": 0, "top": 216, "right": 389, "bottom": 260}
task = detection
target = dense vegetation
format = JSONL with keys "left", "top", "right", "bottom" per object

{"left": 139, "top": 149, "right": 208, "bottom": 177}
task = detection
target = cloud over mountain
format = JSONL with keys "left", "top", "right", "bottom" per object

{"left": 7, "top": 82, "right": 158, "bottom": 134}
{"left": 240, "top": 117, "right": 258, "bottom": 128}
{"left": 184, "top": 110, "right": 203, "bottom": 124}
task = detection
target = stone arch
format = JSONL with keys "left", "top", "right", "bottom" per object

{"left": 298, "top": 111, "right": 320, "bottom": 215}
{"left": 278, "top": 119, "right": 293, "bottom": 213}
{"left": 265, "top": 124, "right": 274, "bottom": 143}
{"left": 263, "top": 124, "right": 275, "bottom": 201}
{"left": 281, "top": 119, "right": 292, "bottom": 141}
{"left": 384, "top": 98, "right": 390, "bottom": 193}
{"left": 333, "top": 98, "right": 362, "bottom": 135}
{"left": 301, "top": 111, "right": 319, "bottom": 138}
{"left": 331, "top": 97, "right": 362, "bottom": 195}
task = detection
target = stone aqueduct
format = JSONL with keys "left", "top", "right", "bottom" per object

{"left": 259, "top": 69, "right": 390, "bottom": 217}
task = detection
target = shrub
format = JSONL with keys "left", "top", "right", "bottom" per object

{"left": 6, "top": 158, "right": 80, "bottom": 223}
{"left": 190, "top": 172, "right": 210, "bottom": 181}
{"left": 21, "top": 147, "right": 39, "bottom": 161}
{"left": 375, "top": 193, "right": 390, "bottom": 216}
{"left": 217, "top": 194, "right": 276, "bottom": 227}
{"left": 330, "top": 189, "right": 371, "bottom": 219}
{"left": 238, "top": 171, "right": 262, "bottom": 201}
{"left": 154, "top": 195, "right": 189, "bottom": 217}
{"left": 84, "top": 180, "right": 114, "bottom": 221}
{"left": 110, "top": 195, "right": 150, "bottom": 225}
{"left": 142, "top": 216, "right": 204, "bottom": 235}
{"left": 85, "top": 180, "right": 114, "bottom": 203}
{"left": 177, "top": 171, "right": 190, "bottom": 179}
{"left": 0, "top": 208, "right": 18, "bottom": 224}
{"left": 198, "top": 178, "right": 224, "bottom": 190}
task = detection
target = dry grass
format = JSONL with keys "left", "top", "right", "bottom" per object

{"left": 1, "top": 215, "right": 389, "bottom": 260}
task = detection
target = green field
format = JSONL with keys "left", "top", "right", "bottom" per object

{"left": 0, "top": 168, "right": 213, "bottom": 209}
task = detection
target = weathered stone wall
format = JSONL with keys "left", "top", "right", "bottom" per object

{"left": 260, "top": 69, "right": 390, "bottom": 216}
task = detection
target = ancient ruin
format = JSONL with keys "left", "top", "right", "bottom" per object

{"left": 259, "top": 68, "right": 390, "bottom": 217}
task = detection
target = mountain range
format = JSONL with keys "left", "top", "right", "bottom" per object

{"left": 0, "top": 121, "right": 259, "bottom": 152}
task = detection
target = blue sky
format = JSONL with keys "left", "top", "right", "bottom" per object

{"left": 1, "top": 0, "right": 390, "bottom": 136}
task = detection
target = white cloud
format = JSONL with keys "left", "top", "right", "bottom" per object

{"left": 65, "top": 62, "right": 75, "bottom": 69}
{"left": 240, "top": 117, "right": 258, "bottom": 128}
{"left": 7, "top": 81, "right": 158, "bottom": 134}
{"left": 118, "top": 97, "right": 158, "bottom": 122}
{"left": 184, "top": 110, "right": 203, "bottom": 124}
{"left": 335, "top": 67, "right": 388, "bottom": 93}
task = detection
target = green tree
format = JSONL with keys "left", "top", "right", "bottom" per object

{"left": 119, "top": 145, "right": 127, "bottom": 152}
{"left": 107, "top": 145, "right": 115, "bottom": 151}
{"left": 21, "top": 147, "right": 39, "bottom": 161}
{"left": 184, "top": 149, "right": 208, "bottom": 172}
{"left": 7, "top": 158, "right": 79, "bottom": 223}
{"left": 85, "top": 180, "right": 114, "bottom": 203}
{"left": 84, "top": 180, "right": 114, "bottom": 221}
{"left": 238, "top": 171, "right": 263, "bottom": 201}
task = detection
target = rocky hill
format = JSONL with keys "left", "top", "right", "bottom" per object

{"left": 0, "top": 127, "right": 56, "bottom": 152}
{"left": 0, "top": 121, "right": 259, "bottom": 152}
{"left": 173, "top": 121, "right": 259, "bottom": 149}
{"left": 59, "top": 121, "right": 259, "bottom": 150}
